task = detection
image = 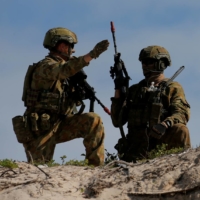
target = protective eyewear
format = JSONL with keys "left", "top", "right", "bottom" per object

{"left": 142, "top": 59, "right": 156, "bottom": 65}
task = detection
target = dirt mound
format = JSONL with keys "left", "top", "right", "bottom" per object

{"left": 0, "top": 148, "right": 200, "bottom": 200}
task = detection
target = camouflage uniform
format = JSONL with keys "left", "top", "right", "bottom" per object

{"left": 22, "top": 54, "right": 105, "bottom": 166}
{"left": 111, "top": 78, "right": 191, "bottom": 162}
{"left": 12, "top": 27, "right": 109, "bottom": 166}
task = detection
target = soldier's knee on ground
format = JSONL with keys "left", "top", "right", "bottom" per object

{"left": 84, "top": 112, "right": 104, "bottom": 133}
{"left": 161, "top": 123, "right": 191, "bottom": 149}
{"left": 83, "top": 112, "right": 105, "bottom": 166}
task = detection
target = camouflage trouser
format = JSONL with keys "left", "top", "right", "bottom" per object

{"left": 115, "top": 123, "right": 191, "bottom": 162}
{"left": 156, "top": 123, "right": 191, "bottom": 149}
{"left": 23, "top": 112, "right": 105, "bottom": 166}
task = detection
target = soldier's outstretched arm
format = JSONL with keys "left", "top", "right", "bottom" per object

{"left": 61, "top": 39, "right": 109, "bottom": 77}
{"left": 40, "top": 40, "right": 109, "bottom": 80}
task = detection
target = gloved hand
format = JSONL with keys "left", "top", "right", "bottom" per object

{"left": 149, "top": 123, "right": 167, "bottom": 139}
{"left": 89, "top": 40, "right": 109, "bottom": 59}
{"left": 114, "top": 77, "right": 127, "bottom": 90}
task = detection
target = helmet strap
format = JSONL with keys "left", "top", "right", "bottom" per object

{"left": 60, "top": 50, "right": 70, "bottom": 58}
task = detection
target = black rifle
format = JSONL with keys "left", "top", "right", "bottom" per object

{"left": 110, "top": 21, "right": 131, "bottom": 101}
{"left": 110, "top": 21, "right": 131, "bottom": 140}
{"left": 69, "top": 69, "right": 110, "bottom": 115}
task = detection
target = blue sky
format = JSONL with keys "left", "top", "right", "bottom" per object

{"left": 1, "top": 1, "right": 200, "bottom": 164}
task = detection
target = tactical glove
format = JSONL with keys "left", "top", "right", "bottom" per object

{"left": 150, "top": 123, "right": 167, "bottom": 139}
{"left": 89, "top": 40, "right": 109, "bottom": 59}
{"left": 114, "top": 77, "right": 127, "bottom": 90}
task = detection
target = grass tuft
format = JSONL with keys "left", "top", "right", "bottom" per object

{"left": 0, "top": 159, "right": 18, "bottom": 168}
{"left": 147, "top": 143, "right": 184, "bottom": 160}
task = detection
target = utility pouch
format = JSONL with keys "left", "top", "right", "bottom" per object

{"left": 40, "top": 113, "right": 51, "bottom": 131}
{"left": 149, "top": 103, "right": 163, "bottom": 127}
{"left": 12, "top": 115, "right": 34, "bottom": 143}
{"left": 30, "top": 113, "right": 39, "bottom": 131}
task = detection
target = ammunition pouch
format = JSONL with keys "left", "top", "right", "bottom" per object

{"left": 12, "top": 112, "right": 52, "bottom": 143}
{"left": 40, "top": 113, "right": 51, "bottom": 131}
{"left": 149, "top": 103, "right": 163, "bottom": 127}
{"left": 29, "top": 112, "right": 52, "bottom": 132}
{"left": 12, "top": 115, "right": 35, "bottom": 143}
{"left": 30, "top": 112, "right": 39, "bottom": 131}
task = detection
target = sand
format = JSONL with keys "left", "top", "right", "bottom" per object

{"left": 1, "top": 147, "right": 200, "bottom": 200}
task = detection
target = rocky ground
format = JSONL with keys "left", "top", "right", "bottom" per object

{"left": 0, "top": 147, "right": 200, "bottom": 200}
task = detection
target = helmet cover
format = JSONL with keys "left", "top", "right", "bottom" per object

{"left": 139, "top": 45, "right": 171, "bottom": 66}
{"left": 43, "top": 27, "right": 78, "bottom": 49}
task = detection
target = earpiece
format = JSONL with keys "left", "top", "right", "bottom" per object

{"left": 155, "top": 60, "right": 167, "bottom": 71}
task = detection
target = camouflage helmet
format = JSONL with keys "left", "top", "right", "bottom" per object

{"left": 139, "top": 45, "right": 171, "bottom": 66}
{"left": 43, "top": 27, "right": 78, "bottom": 49}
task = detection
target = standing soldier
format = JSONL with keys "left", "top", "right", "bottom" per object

{"left": 12, "top": 27, "right": 109, "bottom": 166}
{"left": 111, "top": 45, "right": 191, "bottom": 162}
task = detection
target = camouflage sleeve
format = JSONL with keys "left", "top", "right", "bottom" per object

{"left": 163, "top": 81, "right": 190, "bottom": 126}
{"left": 59, "top": 56, "right": 89, "bottom": 79}
{"left": 111, "top": 97, "right": 126, "bottom": 127}
{"left": 37, "top": 56, "right": 89, "bottom": 81}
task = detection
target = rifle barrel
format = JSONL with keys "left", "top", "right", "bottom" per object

{"left": 110, "top": 21, "right": 115, "bottom": 32}
{"left": 110, "top": 21, "right": 117, "bottom": 54}
{"left": 94, "top": 96, "right": 111, "bottom": 115}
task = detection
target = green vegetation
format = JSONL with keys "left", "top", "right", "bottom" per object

{"left": 104, "top": 144, "right": 185, "bottom": 164}
{"left": 0, "top": 159, "right": 18, "bottom": 168}
{"left": 60, "top": 155, "right": 67, "bottom": 165}
{"left": 33, "top": 159, "right": 60, "bottom": 167}
{"left": 147, "top": 143, "right": 184, "bottom": 160}
{"left": 60, "top": 154, "right": 93, "bottom": 167}
{"left": 65, "top": 159, "right": 91, "bottom": 166}
{"left": 80, "top": 188, "right": 85, "bottom": 193}
{"left": 0, "top": 145, "right": 184, "bottom": 168}
{"left": 104, "top": 149, "right": 118, "bottom": 164}
{"left": 45, "top": 160, "right": 60, "bottom": 167}
{"left": 33, "top": 155, "right": 92, "bottom": 167}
